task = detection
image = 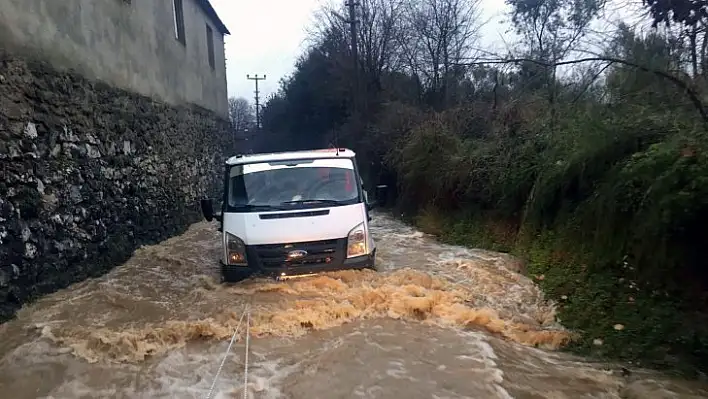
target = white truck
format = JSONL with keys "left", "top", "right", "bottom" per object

{"left": 200, "top": 148, "right": 386, "bottom": 282}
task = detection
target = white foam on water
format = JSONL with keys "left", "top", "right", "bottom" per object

{"left": 354, "top": 384, "right": 386, "bottom": 397}
{"left": 386, "top": 360, "right": 416, "bottom": 381}
{"left": 450, "top": 329, "right": 514, "bottom": 398}
{"left": 141, "top": 345, "right": 303, "bottom": 399}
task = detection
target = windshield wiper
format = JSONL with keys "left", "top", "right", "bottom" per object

{"left": 280, "top": 199, "right": 348, "bottom": 206}
{"left": 231, "top": 204, "right": 284, "bottom": 211}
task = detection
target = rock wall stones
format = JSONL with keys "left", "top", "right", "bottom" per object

{"left": 0, "top": 51, "right": 231, "bottom": 322}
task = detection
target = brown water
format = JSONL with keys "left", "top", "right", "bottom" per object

{"left": 0, "top": 213, "right": 706, "bottom": 398}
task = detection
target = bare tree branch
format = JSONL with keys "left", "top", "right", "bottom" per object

{"left": 228, "top": 97, "right": 256, "bottom": 132}
{"left": 455, "top": 55, "right": 708, "bottom": 123}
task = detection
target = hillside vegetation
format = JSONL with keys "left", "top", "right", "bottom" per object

{"left": 256, "top": 0, "right": 708, "bottom": 376}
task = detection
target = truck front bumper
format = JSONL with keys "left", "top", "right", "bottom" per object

{"left": 222, "top": 247, "right": 377, "bottom": 279}
{"left": 264, "top": 250, "right": 376, "bottom": 278}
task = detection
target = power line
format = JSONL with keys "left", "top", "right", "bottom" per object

{"left": 246, "top": 74, "right": 266, "bottom": 131}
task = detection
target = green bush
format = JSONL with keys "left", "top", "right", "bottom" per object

{"left": 376, "top": 100, "right": 708, "bottom": 376}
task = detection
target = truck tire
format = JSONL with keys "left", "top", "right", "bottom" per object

{"left": 365, "top": 254, "right": 380, "bottom": 272}
{"left": 221, "top": 267, "right": 252, "bottom": 283}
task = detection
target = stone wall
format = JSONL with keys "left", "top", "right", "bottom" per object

{"left": 0, "top": 51, "right": 231, "bottom": 322}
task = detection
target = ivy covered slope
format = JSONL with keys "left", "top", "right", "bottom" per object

{"left": 253, "top": 0, "right": 708, "bottom": 376}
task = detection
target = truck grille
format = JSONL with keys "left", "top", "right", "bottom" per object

{"left": 248, "top": 238, "right": 345, "bottom": 269}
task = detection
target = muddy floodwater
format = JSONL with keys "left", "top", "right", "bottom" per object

{"left": 1, "top": 213, "right": 707, "bottom": 398}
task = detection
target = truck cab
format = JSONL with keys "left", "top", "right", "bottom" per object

{"left": 200, "top": 148, "right": 385, "bottom": 282}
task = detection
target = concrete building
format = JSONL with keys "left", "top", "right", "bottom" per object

{"left": 0, "top": 0, "right": 230, "bottom": 117}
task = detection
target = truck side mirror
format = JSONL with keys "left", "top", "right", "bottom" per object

{"left": 375, "top": 184, "right": 388, "bottom": 206}
{"left": 201, "top": 198, "right": 215, "bottom": 221}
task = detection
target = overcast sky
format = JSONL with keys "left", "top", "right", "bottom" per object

{"left": 209, "top": 0, "right": 511, "bottom": 102}
{"left": 208, "top": 0, "right": 642, "bottom": 102}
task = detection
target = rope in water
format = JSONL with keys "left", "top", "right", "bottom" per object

{"left": 206, "top": 304, "right": 250, "bottom": 399}
{"left": 243, "top": 309, "right": 251, "bottom": 399}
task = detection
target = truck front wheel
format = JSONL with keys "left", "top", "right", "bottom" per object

{"left": 221, "top": 266, "right": 252, "bottom": 283}
{"left": 365, "top": 253, "right": 380, "bottom": 272}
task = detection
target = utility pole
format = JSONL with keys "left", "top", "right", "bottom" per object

{"left": 246, "top": 74, "right": 266, "bottom": 130}
{"left": 344, "top": 0, "right": 359, "bottom": 114}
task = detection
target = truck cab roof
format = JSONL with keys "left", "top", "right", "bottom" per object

{"left": 225, "top": 148, "right": 356, "bottom": 166}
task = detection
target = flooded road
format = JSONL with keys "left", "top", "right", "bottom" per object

{"left": 1, "top": 213, "right": 707, "bottom": 398}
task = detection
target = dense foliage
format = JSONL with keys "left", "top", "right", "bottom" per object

{"left": 256, "top": 0, "right": 708, "bottom": 375}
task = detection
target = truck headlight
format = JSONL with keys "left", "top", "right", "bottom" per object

{"left": 347, "top": 222, "right": 368, "bottom": 258}
{"left": 225, "top": 232, "right": 247, "bottom": 266}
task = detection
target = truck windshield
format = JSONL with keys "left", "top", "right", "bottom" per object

{"left": 227, "top": 158, "right": 361, "bottom": 211}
